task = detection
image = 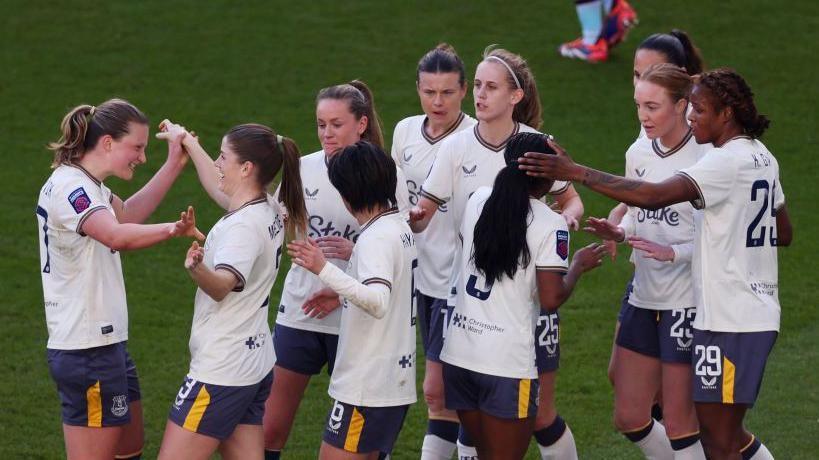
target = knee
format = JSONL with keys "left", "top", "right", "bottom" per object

{"left": 613, "top": 406, "right": 648, "bottom": 433}
{"left": 535, "top": 407, "right": 557, "bottom": 431}
{"left": 423, "top": 379, "right": 445, "bottom": 412}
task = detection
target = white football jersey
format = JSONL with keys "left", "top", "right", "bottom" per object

{"left": 188, "top": 196, "right": 283, "bottom": 386}
{"left": 276, "top": 150, "right": 411, "bottom": 334}
{"left": 420, "top": 123, "right": 569, "bottom": 305}
{"left": 623, "top": 130, "right": 707, "bottom": 310}
{"left": 391, "top": 112, "right": 476, "bottom": 298}
{"left": 441, "top": 187, "right": 569, "bottom": 379}
{"left": 329, "top": 209, "right": 418, "bottom": 406}
{"left": 37, "top": 165, "right": 128, "bottom": 350}
{"left": 678, "top": 136, "right": 785, "bottom": 332}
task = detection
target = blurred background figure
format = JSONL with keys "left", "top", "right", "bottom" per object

{"left": 559, "top": 0, "right": 638, "bottom": 63}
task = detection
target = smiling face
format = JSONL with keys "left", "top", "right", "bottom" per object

{"left": 214, "top": 136, "right": 247, "bottom": 196}
{"left": 108, "top": 122, "right": 148, "bottom": 180}
{"left": 634, "top": 80, "right": 686, "bottom": 140}
{"left": 316, "top": 98, "right": 366, "bottom": 157}
{"left": 473, "top": 60, "right": 522, "bottom": 124}
{"left": 633, "top": 49, "right": 669, "bottom": 87}
{"left": 417, "top": 71, "right": 466, "bottom": 126}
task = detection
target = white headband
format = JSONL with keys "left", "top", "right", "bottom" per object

{"left": 485, "top": 56, "right": 522, "bottom": 90}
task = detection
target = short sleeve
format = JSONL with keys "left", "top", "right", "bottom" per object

{"left": 548, "top": 180, "right": 570, "bottom": 195}
{"left": 677, "top": 148, "right": 736, "bottom": 210}
{"left": 212, "top": 222, "right": 262, "bottom": 292}
{"left": 395, "top": 166, "right": 411, "bottom": 214}
{"left": 355, "top": 233, "right": 396, "bottom": 290}
{"left": 54, "top": 180, "right": 110, "bottom": 235}
{"left": 390, "top": 120, "right": 406, "bottom": 167}
{"left": 420, "top": 137, "right": 456, "bottom": 205}
{"left": 535, "top": 218, "right": 570, "bottom": 273}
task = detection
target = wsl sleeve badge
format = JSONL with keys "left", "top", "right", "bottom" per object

{"left": 556, "top": 230, "right": 569, "bottom": 260}
{"left": 68, "top": 187, "right": 92, "bottom": 214}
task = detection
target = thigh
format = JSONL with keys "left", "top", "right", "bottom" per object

{"left": 536, "top": 371, "right": 557, "bottom": 430}
{"left": 157, "top": 420, "right": 220, "bottom": 460}
{"left": 319, "top": 441, "right": 372, "bottom": 460}
{"left": 63, "top": 424, "right": 122, "bottom": 460}
{"left": 263, "top": 365, "right": 311, "bottom": 441}
{"left": 478, "top": 411, "right": 533, "bottom": 459}
{"left": 117, "top": 400, "right": 144, "bottom": 457}
{"left": 695, "top": 402, "right": 749, "bottom": 456}
{"left": 456, "top": 409, "right": 484, "bottom": 452}
{"left": 220, "top": 423, "right": 264, "bottom": 460}
{"left": 613, "top": 346, "right": 661, "bottom": 426}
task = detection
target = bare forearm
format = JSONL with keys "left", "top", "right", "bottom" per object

{"left": 105, "top": 223, "right": 175, "bottom": 251}
{"left": 120, "top": 160, "right": 186, "bottom": 223}
{"left": 185, "top": 138, "right": 230, "bottom": 210}
{"left": 576, "top": 167, "right": 691, "bottom": 210}
{"left": 187, "top": 265, "right": 236, "bottom": 301}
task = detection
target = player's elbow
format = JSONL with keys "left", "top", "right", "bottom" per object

{"left": 777, "top": 230, "right": 793, "bottom": 247}
{"left": 539, "top": 292, "right": 565, "bottom": 312}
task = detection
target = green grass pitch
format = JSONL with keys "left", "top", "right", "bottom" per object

{"left": 1, "top": 1, "right": 817, "bottom": 458}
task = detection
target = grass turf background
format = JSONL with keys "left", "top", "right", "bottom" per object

{"left": 1, "top": 0, "right": 817, "bottom": 458}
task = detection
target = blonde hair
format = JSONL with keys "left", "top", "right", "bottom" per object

{"left": 639, "top": 63, "right": 693, "bottom": 103}
{"left": 482, "top": 46, "right": 542, "bottom": 130}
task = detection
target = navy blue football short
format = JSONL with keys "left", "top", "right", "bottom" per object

{"left": 47, "top": 341, "right": 140, "bottom": 427}
{"left": 417, "top": 291, "right": 449, "bottom": 362}
{"left": 535, "top": 309, "right": 561, "bottom": 373}
{"left": 323, "top": 399, "right": 409, "bottom": 455}
{"left": 691, "top": 329, "right": 777, "bottom": 406}
{"left": 168, "top": 371, "right": 273, "bottom": 440}
{"left": 443, "top": 362, "right": 538, "bottom": 419}
{"left": 616, "top": 303, "right": 695, "bottom": 363}
{"left": 273, "top": 323, "right": 338, "bottom": 376}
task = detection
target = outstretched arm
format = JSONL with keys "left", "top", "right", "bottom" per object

{"left": 113, "top": 121, "right": 189, "bottom": 223}
{"left": 83, "top": 205, "right": 205, "bottom": 251}
{"left": 538, "top": 242, "right": 608, "bottom": 311}
{"left": 408, "top": 197, "right": 440, "bottom": 233}
{"left": 518, "top": 139, "right": 698, "bottom": 210}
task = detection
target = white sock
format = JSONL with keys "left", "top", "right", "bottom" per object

{"left": 456, "top": 439, "right": 478, "bottom": 460}
{"left": 537, "top": 425, "right": 578, "bottom": 460}
{"left": 575, "top": 0, "right": 603, "bottom": 45}
{"left": 749, "top": 442, "right": 774, "bottom": 460}
{"left": 673, "top": 440, "right": 705, "bottom": 460}
{"left": 633, "top": 420, "right": 673, "bottom": 460}
{"left": 422, "top": 434, "right": 456, "bottom": 460}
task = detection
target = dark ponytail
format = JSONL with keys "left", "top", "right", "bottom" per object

{"left": 638, "top": 29, "right": 704, "bottom": 76}
{"left": 317, "top": 80, "right": 385, "bottom": 149}
{"left": 695, "top": 68, "right": 770, "bottom": 138}
{"left": 225, "top": 124, "right": 307, "bottom": 237}
{"left": 471, "top": 132, "right": 555, "bottom": 283}
{"left": 48, "top": 98, "right": 147, "bottom": 167}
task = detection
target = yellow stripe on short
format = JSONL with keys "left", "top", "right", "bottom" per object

{"left": 183, "top": 385, "right": 211, "bottom": 432}
{"left": 86, "top": 380, "right": 102, "bottom": 427}
{"left": 722, "top": 356, "right": 736, "bottom": 404}
{"left": 344, "top": 407, "right": 365, "bottom": 452}
{"left": 518, "top": 379, "right": 532, "bottom": 419}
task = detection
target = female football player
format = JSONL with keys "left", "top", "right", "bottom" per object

{"left": 262, "top": 81, "right": 409, "bottom": 460}
{"left": 440, "top": 132, "right": 606, "bottom": 459}
{"left": 288, "top": 141, "right": 417, "bottom": 460}
{"left": 584, "top": 64, "right": 708, "bottom": 459}
{"left": 410, "top": 46, "right": 584, "bottom": 459}
{"left": 156, "top": 122, "right": 307, "bottom": 460}
{"left": 38, "top": 99, "right": 202, "bottom": 460}
{"left": 390, "top": 43, "right": 474, "bottom": 460}
{"left": 519, "top": 68, "right": 792, "bottom": 460}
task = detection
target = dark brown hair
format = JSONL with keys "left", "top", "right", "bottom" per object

{"left": 638, "top": 30, "right": 704, "bottom": 76}
{"left": 48, "top": 98, "right": 148, "bottom": 167}
{"left": 225, "top": 124, "right": 308, "bottom": 237}
{"left": 417, "top": 43, "right": 466, "bottom": 86}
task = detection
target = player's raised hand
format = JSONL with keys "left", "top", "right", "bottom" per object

{"left": 171, "top": 206, "right": 206, "bottom": 241}
{"left": 302, "top": 287, "right": 341, "bottom": 319}
{"left": 570, "top": 242, "right": 609, "bottom": 273}
{"left": 518, "top": 138, "right": 582, "bottom": 181}
{"left": 315, "top": 236, "right": 353, "bottom": 261}
{"left": 563, "top": 213, "right": 580, "bottom": 231}
{"left": 287, "top": 238, "right": 326, "bottom": 274}
{"left": 184, "top": 241, "right": 204, "bottom": 270}
{"left": 583, "top": 217, "right": 625, "bottom": 242}
{"left": 156, "top": 119, "right": 189, "bottom": 167}
{"left": 627, "top": 236, "right": 675, "bottom": 262}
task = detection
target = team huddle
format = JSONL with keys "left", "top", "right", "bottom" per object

{"left": 37, "top": 30, "right": 791, "bottom": 460}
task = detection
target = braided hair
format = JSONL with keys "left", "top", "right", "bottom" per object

{"left": 695, "top": 68, "right": 770, "bottom": 138}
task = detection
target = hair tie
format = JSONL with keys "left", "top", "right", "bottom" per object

{"left": 276, "top": 134, "right": 285, "bottom": 153}
{"left": 89, "top": 106, "right": 96, "bottom": 117}
{"left": 486, "top": 56, "right": 522, "bottom": 89}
